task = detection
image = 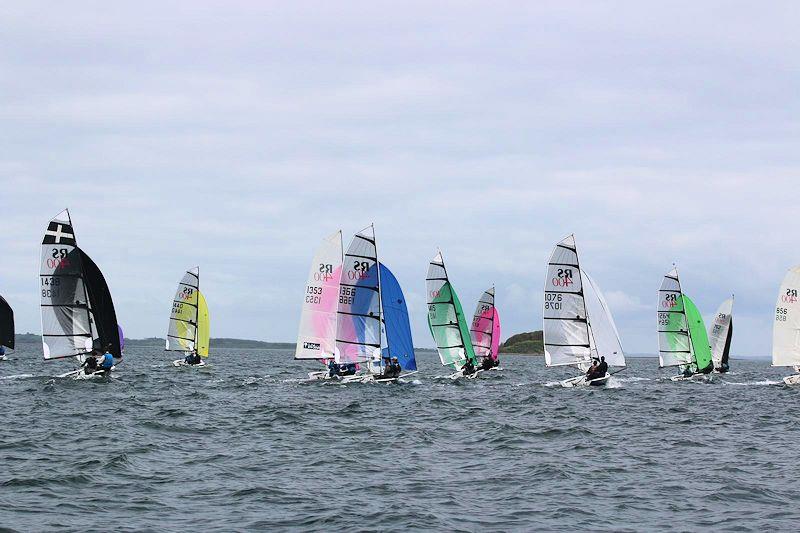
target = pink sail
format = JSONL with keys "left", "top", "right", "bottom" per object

{"left": 490, "top": 307, "right": 501, "bottom": 361}
{"left": 470, "top": 287, "right": 500, "bottom": 360}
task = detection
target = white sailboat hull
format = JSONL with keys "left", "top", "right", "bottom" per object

{"left": 172, "top": 359, "right": 206, "bottom": 368}
{"left": 59, "top": 366, "right": 115, "bottom": 380}
{"left": 560, "top": 373, "right": 610, "bottom": 387}
{"left": 783, "top": 374, "right": 800, "bottom": 385}
{"left": 669, "top": 373, "right": 712, "bottom": 382}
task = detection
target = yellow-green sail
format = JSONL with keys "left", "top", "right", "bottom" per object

{"left": 197, "top": 290, "right": 210, "bottom": 357}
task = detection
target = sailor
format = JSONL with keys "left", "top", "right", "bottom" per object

{"left": 492, "top": 357, "right": 500, "bottom": 368}
{"left": 717, "top": 362, "right": 730, "bottom": 373}
{"left": 99, "top": 345, "right": 115, "bottom": 372}
{"left": 586, "top": 359, "right": 598, "bottom": 379}
{"left": 82, "top": 353, "right": 99, "bottom": 374}
{"left": 682, "top": 365, "right": 694, "bottom": 378}
{"left": 462, "top": 357, "right": 476, "bottom": 375}
{"left": 184, "top": 350, "right": 201, "bottom": 365}
{"left": 0, "top": 345, "right": 5, "bottom": 358}
{"left": 341, "top": 363, "right": 357, "bottom": 376}
{"left": 389, "top": 356, "right": 401, "bottom": 377}
{"left": 327, "top": 359, "right": 339, "bottom": 377}
{"left": 480, "top": 356, "right": 494, "bottom": 371}
{"left": 596, "top": 356, "right": 608, "bottom": 378}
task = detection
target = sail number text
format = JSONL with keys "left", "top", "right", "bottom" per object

{"left": 544, "top": 292, "right": 563, "bottom": 310}
{"left": 41, "top": 276, "right": 61, "bottom": 298}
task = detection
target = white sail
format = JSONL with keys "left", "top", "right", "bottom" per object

{"left": 708, "top": 297, "right": 733, "bottom": 368}
{"left": 166, "top": 268, "right": 200, "bottom": 353}
{"left": 335, "top": 225, "right": 381, "bottom": 364}
{"left": 543, "top": 235, "right": 591, "bottom": 367}
{"left": 40, "top": 209, "right": 95, "bottom": 360}
{"left": 773, "top": 266, "right": 800, "bottom": 367}
{"left": 582, "top": 271, "right": 625, "bottom": 368}
{"left": 295, "top": 231, "right": 343, "bottom": 360}
{"left": 657, "top": 268, "right": 692, "bottom": 368}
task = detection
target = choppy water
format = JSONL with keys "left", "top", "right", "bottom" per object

{"left": 2, "top": 344, "right": 799, "bottom": 532}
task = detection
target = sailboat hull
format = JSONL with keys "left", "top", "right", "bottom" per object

{"left": 783, "top": 374, "right": 800, "bottom": 385}
{"left": 560, "top": 373, "right": 610, "bottom": 387}
{"left": 669, "top": 373, "right": 712, "bottom": 382}
{"left": 172, "top": 359, "right": 206, "bottom": 368}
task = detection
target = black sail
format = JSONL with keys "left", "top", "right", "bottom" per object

{"left": 0, "top": 295, "right": 14, "bottom": 349}
{"left": 80, "top": 250, "right": 121, "bottom": 358}
{"left": 721, "top": 319, "right": 732, "bottom": 367}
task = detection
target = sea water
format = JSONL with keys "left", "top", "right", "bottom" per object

{"left": 1, "top": 344, "right": 798, "bottom": 531}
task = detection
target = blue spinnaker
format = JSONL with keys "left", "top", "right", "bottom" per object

{"left": 379, "top": 263, "right": 416, "bottom": 371}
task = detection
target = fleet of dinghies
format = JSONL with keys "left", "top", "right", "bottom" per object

{"left": 296, "top": 225, "right": 417, "bottom": 383}
{"left": 9, "top": 210, "right": 800, "bottom": 388}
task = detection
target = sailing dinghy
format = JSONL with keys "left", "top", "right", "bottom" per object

{"left": 543, "top": 235, "right": 625, "bottom": 387}
{"left": 335, "top": 225, "right": 417, "bottom": 384}
{"left": 426, "top": 251, "right": 481, "bottom": 379}
{"left": 0, "top": 294, "right": 13, "bottom": 360}
{"left": 708, "top": 296, "right": 734, "bottom": 373}
{"left": 470, "top": 286, "right": 502, "bottom": 371}
{"left": 167, "top": 267, "right": 210, "bottom": 367}
{"left": 657, "top": 267, "right": 713, "bottom": 381}
{"left": 40, "top": 210, "right": 122, "bottom": 379}
{"left": 295, "top": 231, "right": 344, "bottom": 380}
{"left": 772, "top": 266, "right": 800, "bottom": 385}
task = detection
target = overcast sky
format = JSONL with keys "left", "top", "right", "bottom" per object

{"left": 1, "top": 2, "right": 798, "bottom": 356}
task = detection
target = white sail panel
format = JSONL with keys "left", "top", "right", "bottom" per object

{"left": 335, "top": 226, "right": 381, "bottom": 364}
{"left": 40, "top": 210, "right": 95, "bottom": 360}
{"left": 295, "top": 231, "right": 343, "bottom": 360}
{"left": 583, "top": 271, "right": 625, "bottom": 367}
{"left": 543, "top": 235, "right": 591, "bottom": 367}
{"left": 166, "top": 268, "right": 199, "bottom": 352}
{"left": 657, "top": 268, "right": 693, "bottom": 368}
{"left": 773, "top": 266, "right": 800, "bottom": 367}
{"left": 708, "top": 297, "right": 733, "bottom": 368}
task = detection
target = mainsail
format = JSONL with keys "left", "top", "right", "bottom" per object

{"left": 773, "top": 266, "right": 800, "bottom": 368}
{"left": 295, "top": 231, "right": 343, "bottom": 360}
{"left": 166, "top": 267, "right": 210, "bottom": 357}
{"left": 0, "top": 295, "right": 14, "bottom": 350}
{"left": 40, "top": 209, "right": 121, "bottom": 360}
{"left": 335, "top": 225, "right": 381, "bottom": 364}
{"left": 470, "top": 287, "right": 501, "bottom": 361}
{"left": 708, "top": 297, "right": 734, "bottom": 369}
{"left": 543, "top": 235, "right": 625, "bottom": 369}
{"left": 379, "top": 263, "right": 416, "bottom": 371}
{"left": 426, "top": 251, "right": 477, "bottom": 370}
{"left": 657, "top": 268, "right": 692, "bottom": 368}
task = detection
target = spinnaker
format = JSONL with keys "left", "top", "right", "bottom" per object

{"left": 0, "top": 294, "right": 13, "bottom": 351}
{"left": 40, "top": 209, "right": 121, "bottom": 365}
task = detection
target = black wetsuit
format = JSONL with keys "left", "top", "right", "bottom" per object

{"left": 83, "top": 357, "right": 98, "bottom": 375}
{"left": 480, "top": 357, "right": 494, "bottom": 371}
{"left": 381, "top": 362, "right": 401, "bottom": 379}
{"left": 596, "top": 361, "right": 608, "bottom": 377}
{"left": 462, "top": 359, "right": 476, "bottom": 375}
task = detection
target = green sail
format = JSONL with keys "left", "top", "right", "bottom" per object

{"left": 684, "top": 294, "right": 713, "bottom": 371}
{"left": 428, "top": 281, "right": 478, "bottom": 369}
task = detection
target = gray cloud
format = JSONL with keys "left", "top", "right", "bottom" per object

{"left": 1, "top": 2, "right": 798, "bottom": 356}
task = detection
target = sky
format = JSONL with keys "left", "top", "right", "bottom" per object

{"left": 1, "top": 1, "right": 798, "bottom": 356}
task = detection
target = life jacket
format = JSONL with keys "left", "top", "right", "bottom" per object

{"left": 100, "top": 353, "right": 114, "bottom": 369}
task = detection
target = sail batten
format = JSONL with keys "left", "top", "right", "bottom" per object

{"left": 470, "top": 287, "right": 501, "bottom": 361}
{"left": 40, "top": 210, "right": 120, "bottom": 360}
{"left": 426, "top": 251, "right": 477, "bottom": 370}
{"left": 335, "top": 225, "right": 382, "bottom": 364}
{"left": 543, "top": 235, "right": 625, "bottom": 368}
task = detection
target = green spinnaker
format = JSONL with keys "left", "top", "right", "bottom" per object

{"left": 684, "top": 294, "right": 712, "bottom": 371}
{"left": 428, "top": 281, "right": 478, "bottom": 370}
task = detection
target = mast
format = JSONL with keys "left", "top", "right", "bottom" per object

{"left": 573, "top": 236, "right": 597, "bottom": 367}
{"left": 372, "top": 224, "right": 385, "bottom": 373}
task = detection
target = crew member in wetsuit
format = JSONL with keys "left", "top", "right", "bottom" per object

{"left": 0, "top": 345, "right": 5, "bottom": 358}
{"left": 480, "top": 356, "right": 494, "bottom": 371}
{"left": 462, "top": 357, "right": 476, "bottom": 376}
{"left": 586, "top": 359, "right": 599, "bottom": 380}
{"left": 595, "top": 356, "right": 608, "bottom": 378}
{"left": 717, "top": 361, "right": 730, "bottom": 373}
{"left": 82, "top": 353, "right": 99, "bottom": 375}
{"left": 327, "top": 359, "right": 339, "bottom": 377}
{"left": 184, "top": 350, "right": 201, "bottom": 365}
{"left": 340, "top": 363, "right": 357, "bottom": 376}
{"left": 682, "top": 365, "right": 694, "bottom": 378}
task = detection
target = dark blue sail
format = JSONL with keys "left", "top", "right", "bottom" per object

{"left": 379, "top": 263, "right": 416, "bottom": 371}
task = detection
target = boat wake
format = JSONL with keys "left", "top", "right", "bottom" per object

{"left": 0, "top": 373, "right": 34, "bottom": 380}
{"left": 722, "top": 379, "right": 782, "bottom": 387}
{"left": 615, "top": 376, "right": 651, "bottom": 383}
